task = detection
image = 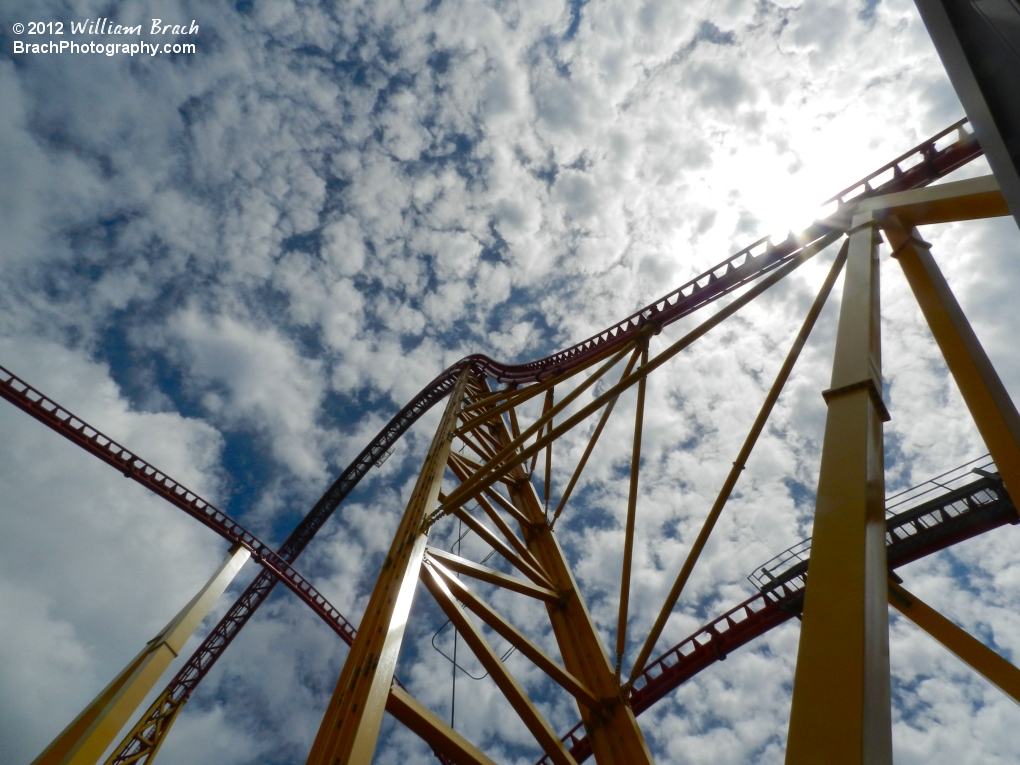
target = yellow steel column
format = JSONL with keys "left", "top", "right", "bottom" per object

{"left": 786, "top": 218, "right": 892, "bottom": 764}
{"left": 630, "top": 241, "right": 849, "bottom": 681}
{"left": 306, "top": 367, "right": 471, "bottom": 765}
{"left": 884, "top": 219, "right": 1020, "bottom": 498}
{"left": 889, "top": 580, "right": 1020, "bottom": 705}
{"left": 32, "top": 544, "right": 250, "bottom": 765}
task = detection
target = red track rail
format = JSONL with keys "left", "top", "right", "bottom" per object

{"left": 470, "top": 118, "right": 979, "bottom": 385}
{"left": 540, "top": 588, "right": 799, "bottom": 765}
{"left": 539, "top": 472, "right": 1018, "bottom": 765}
{"left": 0, "top": 365, "right": 357, "bottom": 647}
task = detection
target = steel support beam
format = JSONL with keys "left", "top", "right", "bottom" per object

{"left": 437, "top": 229, "right": 845, "bottom": 520}
{"left": 615, "top": 345, "right": 648, "bottom": 680}
{"left": 422, "top": 563, "right": 578, "bottom": 765}
{"left": 551, "top": 347, "right": 643, "bottom": 528}
{"left": 857, "top": 174, "right": 1009, "bottom": 225}
{"left": 509, "top": 485, "right": 655, "bottom": 765}
{"left": 32, "top": 544, "right": 250, "bottom": 765}
{"left": 786, "top": 217, "right": 893, "bottom": 764}
{"left": 424, "top": 547, "right": 559, "bottom": 602}
{"left": 883, "top": 217, "right": 1020, "bottom": 501}
{"left": 630, "top": 240, "right": 849, "bottom": 682}
{"left": 306, "top": 368, "right": 471, "bottom": 765}
{"left": 467, "top": 386, "right": 655, "bottom": 765}
{"left": 386, "top": 687, "right": 499, "bottom": 765}
{"left": 889, "top": 580, "right": 1020, "bottom": 705}
{"left": 429, "top": 557, "right": 600, "bottom": 710}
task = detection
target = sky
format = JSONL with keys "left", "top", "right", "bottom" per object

{"left": 2, "top": 0, "right": 1020, "bottom": 763}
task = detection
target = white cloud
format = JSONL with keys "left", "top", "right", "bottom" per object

{"left": 161, "top": 309, "right": 330, "bottom": 480}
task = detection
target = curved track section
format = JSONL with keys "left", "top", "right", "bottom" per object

{"left": 538, "top": 470, "right": 1019, "bottom": 765}
{"left": 473, "top": 119, "right": 979, "bottom": 385}
{"left": 0, "top": 365, "right": 358, "bottom": 648}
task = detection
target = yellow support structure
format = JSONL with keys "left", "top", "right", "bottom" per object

{"left": 298, "top": 174, "right": 1015, "bottom": 765}
{"left": 616, "top": 344, "right": 648, "bottom": 680}
{"left": 881, "top": 211, "right": 1020, "bottom": 500}
{"left": 31, "top": 544, "right": 250, "bottom": 765}
{"left": 630, "top": 241, "right": 849, "bottom": 682}
{"left": 305, "top": 367, "right": 471, "bottom": 765}
{"left": 889, "top": 580, "right": 1020, "bottom": 705}
{"left": 471, "top": 375, "right": 656, "bottom": 765}
{"left": 786, "top": 216, "right": 893, "bottom": 765}
{"left": 421, "top": 562, "right": 578, "bottom": 765}
{"left": 858, "top": 174, "right": 1008, "bottom": 227}
{"left": 784, "top": 175, "right": 1012, "bottom": 763}
{"left": 385, "top": 687, "right": 499, "bottom": 765}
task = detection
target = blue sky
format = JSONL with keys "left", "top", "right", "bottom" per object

{"left": 2, "top": 0, "right": 1020, "bottom": 763}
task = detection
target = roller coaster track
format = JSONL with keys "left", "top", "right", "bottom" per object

{"left": 0, "top": 365, "right": 358, "bottom": 650}
{"left": 0, "top": 118, "right": 984, "bottom": 763}
{"left": 539, "top": 464, "right": 1019, "bottom": 764}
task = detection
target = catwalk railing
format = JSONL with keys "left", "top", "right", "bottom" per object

{"left": 538, "top": 462, "right": 1019, "bottom": 765}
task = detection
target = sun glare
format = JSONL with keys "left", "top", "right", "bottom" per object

{"left": 732, "top": 114, "right": 902, "bottom": 245}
